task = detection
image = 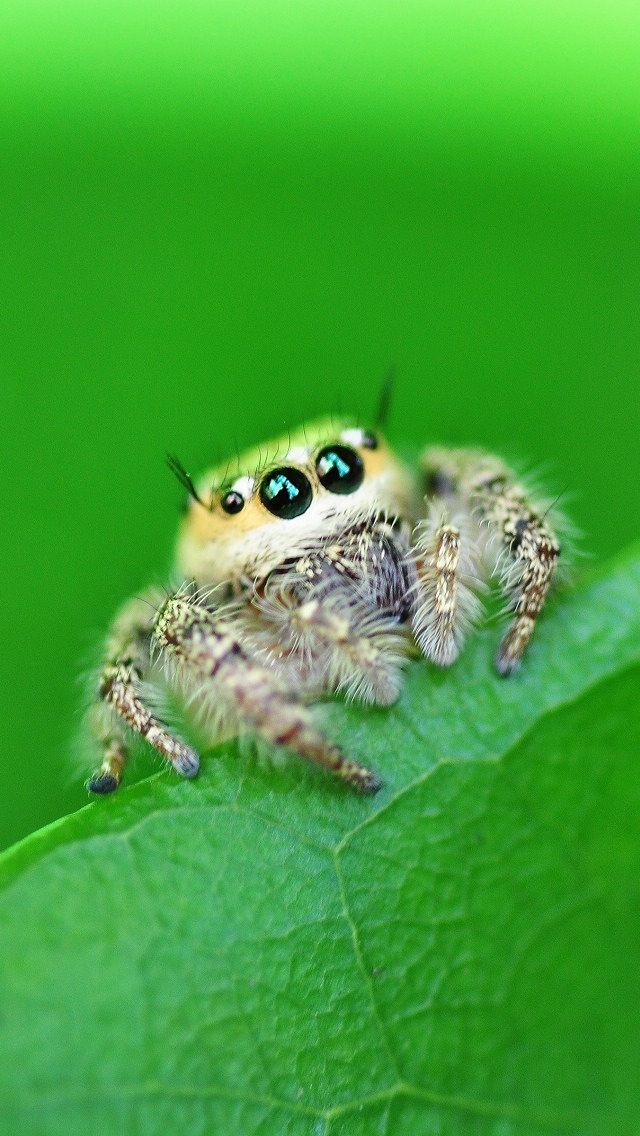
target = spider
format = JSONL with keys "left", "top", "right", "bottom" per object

{"left": 87, "top": 415, "right": 561, "bottom": 796}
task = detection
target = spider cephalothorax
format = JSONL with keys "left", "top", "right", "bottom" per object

{"left": 88, "top": 417, "right": 561, "bottom": 795}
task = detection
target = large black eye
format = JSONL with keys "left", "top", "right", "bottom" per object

{"left": 259, "top": 467, "right": 313, "bottom": 519}
{"left": 316, "top": 445, "right": 364, "bottom": 495}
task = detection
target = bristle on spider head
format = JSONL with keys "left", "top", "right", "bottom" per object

{"left": 167, "top": 454, "right": 207, "bottom": 508}
{"left": 375, "top": 364, "right": 396, "bottom": 430}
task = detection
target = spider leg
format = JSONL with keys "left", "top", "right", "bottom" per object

{"left": 422, "top": 447, "right": 561, "bottom": 674}
{"left": 88, "top": 592, "right": 199, "bottom": 793}
{"left": 251, "top": 561, "right": 410, "bottom": 707}
{"left": 409, "top": 500, "right": 483, "bottom": 666}
{"left": 291, "top": 595, "right": 408, "bottom": 705}
{"left": 153, "top": 593, "right": 381, "bottom": 794}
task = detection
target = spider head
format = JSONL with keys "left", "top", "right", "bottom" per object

{"left": 175, "top": 417, "right": 413, "bottom": 585}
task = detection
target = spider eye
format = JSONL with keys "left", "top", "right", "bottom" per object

{"left": 221, "top": 490, "right": 245, "bottom": 515}
{"left": 361, "top": 431, "right": 378, "bottom": 450}
{"left": 259, "top": 467, "right": 313, "bottom": 519}
{"left": 316, "top": 445, "right": 364, "bottom": 495}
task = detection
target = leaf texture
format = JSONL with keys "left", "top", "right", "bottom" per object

{"left": 1, "top": 545, "right": 639, "bottom": 1136}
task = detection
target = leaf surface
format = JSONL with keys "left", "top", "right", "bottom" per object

{"left": 1, "top": 545, "right": 639, "bottom": 1135}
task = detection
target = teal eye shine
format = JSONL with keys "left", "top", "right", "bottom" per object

{"left": 316, "top": 445, "right": 364, "bottom": 495}
{"left": 259, "top": 467, "right": 313, "bottom": 519}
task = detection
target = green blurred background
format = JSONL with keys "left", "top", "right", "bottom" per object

{"left": 1, "top": 1, "right": 639, "bottom": 850}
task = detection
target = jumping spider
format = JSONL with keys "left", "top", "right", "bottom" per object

{"left": 88, "top": 418, "right": 561, "bottom": 796}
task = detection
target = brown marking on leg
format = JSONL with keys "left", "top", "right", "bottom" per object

{"left": 89, "top": 591, "right": 199, "bottom": 793}
{"left": 100, "top": 664, "right": 199, "bottom": 777}
{"left": 154, "top": 596, "right": 382, "bottom": 793}
{"left": 494, "top": 524, "right": 560, "bottom": 674}
{"left": 469, "top": 473, "right": 560, "bottom": 674}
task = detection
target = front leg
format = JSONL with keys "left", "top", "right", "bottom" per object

{"left": 153, "top": 593, "right": 382, "bottom": 794}
{"left": 251, "top": 562, "right": 410, "bottom": 706}
{"left": 88, "top": 592, "right": 199, "bottom": 793}
{"left": 291, "top": 595, "right": 407, "bottom": 705}
{"left": 423, "top": 447, "right": 561, "bottom": 674}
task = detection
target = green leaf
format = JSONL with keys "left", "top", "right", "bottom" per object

{"left": 2, "top": 544, "right": 640, "bottom": 1136}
